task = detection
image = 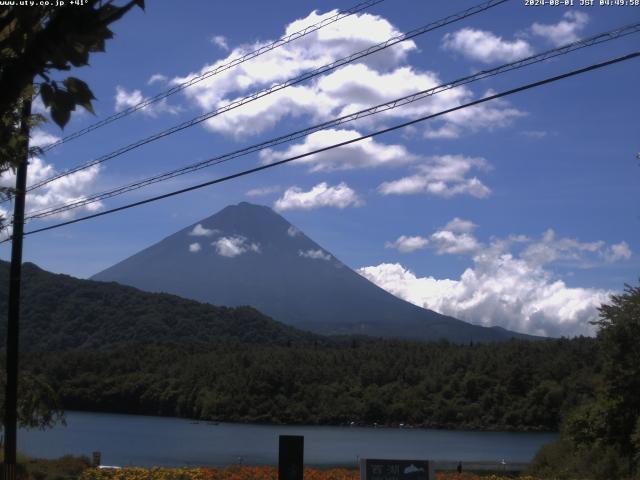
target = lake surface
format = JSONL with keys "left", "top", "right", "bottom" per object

{"left": 18, "top": 411, "right": 557, "bottom": 468}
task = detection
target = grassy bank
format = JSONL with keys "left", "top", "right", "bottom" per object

{"left": 0, "top": 452, "right": 91, "bottom": 480}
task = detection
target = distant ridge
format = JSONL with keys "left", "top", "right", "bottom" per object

{"left": 92, "top": 202, "right": 537, "bottom": 342}
{"left": 0, "top": 260, "right": 320, "bottom": 351}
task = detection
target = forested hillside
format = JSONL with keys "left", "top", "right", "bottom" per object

{"left": 22, "top": 338, "right": 600, "bottom": 431}
{"left": 0, "top": 261, "right": 320, "bottom": 350}
{"left": 0, "top": 259, "right": 604, "bottom": 433}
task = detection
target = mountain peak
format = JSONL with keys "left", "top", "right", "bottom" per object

{"left": 93, "top": 204, "right": 535, "bottom": 343}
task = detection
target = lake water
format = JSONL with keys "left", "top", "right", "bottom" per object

{"left": 18, "top": 411, "right": 557, "bottom": 468}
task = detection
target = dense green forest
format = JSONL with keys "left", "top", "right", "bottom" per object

{"left": 2, "top": 260, "right": 639, "bottom": 477}
{"left": 0, "top": 261, "right": 320, "bottom": 350}
{"left": 0, "top": 259, "right": 603, "bottom": 432}
{"left": 20, "top": 338, "right": 600, "bottom": 431}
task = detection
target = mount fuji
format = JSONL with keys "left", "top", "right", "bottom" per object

{"left": 92, "top": 202, "right": 535, "bottom": 342}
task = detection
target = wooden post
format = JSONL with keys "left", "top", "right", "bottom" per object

{"left": 3, "top": 94, "right": 32, "bottom": 480}
{"left": 278, "top": 435, "right": 304, "bottom": 480}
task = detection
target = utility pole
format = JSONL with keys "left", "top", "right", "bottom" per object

{"left": 3, "top": 93, "right": 32, "bottom": 480}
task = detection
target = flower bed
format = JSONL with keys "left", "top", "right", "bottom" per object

{"left": 79, "top": 466, "right": 544, "bottom": 480}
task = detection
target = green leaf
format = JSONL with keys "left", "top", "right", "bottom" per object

{"left": 40, "top": 83, "right": 54, "bottom": 108}
{"left": 50, "top": 105, "right": 71, "bottom": 128}
{"left": 49, "top": 89, "right": 75, "bottom": 128}
{"left": 63, "top": 77, "right": 96, "bottom": 114}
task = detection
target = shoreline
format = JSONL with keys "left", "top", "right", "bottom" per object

{"left": 59, "top": 409, "right": 559, "bottom": 435}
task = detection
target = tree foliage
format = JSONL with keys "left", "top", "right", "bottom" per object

{"left": 17, "top": 338, "right": 601, "bottom": 432}
{"left": 529, "top": 283, "right": 640, "bottom": 479}
{"left": 0, "top": 260, "right": 606, "bottom": 432}
{"left": 0, "top": 0, "right": 144, "bottom": 197}
{"left": 0, "top": 1, "right": 144, "bottom": 428}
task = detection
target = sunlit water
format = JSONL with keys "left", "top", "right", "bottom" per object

{"left": 18, "top": 411, "right": 557, "bottom": 467}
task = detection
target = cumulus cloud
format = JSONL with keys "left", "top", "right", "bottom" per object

{"left": 385, "top": 235, "right": 429, "bottom": 253}
{"left": 175, "top": 9, "right": 415, "bottom": 112}
{"left": 274, "top": 182, "right": 363, "bottom": 211}
{"left": 114, "top": 86, "right": 181, "bottom": 117}
{"left": 213, "top": 235, "right": 260, "bottom": 257}
{"left": 260, "top": 128, "right": 418, "bottom": 172}
{"left": 299, "top": 249, "right": 331, "bottom": 260}
{"left": 431, "top": 230, "right": 480, "bottom": 255}
{"left": 211, "top": 35, "right": 229, "bottom": 51}
{"left": 444, "top": 217, "right": 477, "bottom": 233}
{"left": 425, "top": 92, "right": 526, "bottom": 139}
{"left": 521, "top": 229, "right": 604, "bottom": 267}
{"left": 147, "top": 74, "right": 169, "bottom": 86}
{"left": 31, "top": 130, "right": 61, "bottom": 148}
{"left": 189, "top": 224, "right": 216, "bottom": 237}
{"left": 358, "top": 223, "right": 631, "bottom": 337}
{"left": 189, "top": 242, "right": 202, "bottom": 253}
{"left": 1, "top": 132, "right": 103, "bottom": 233}
{"left": 378, "top": 155, "right": 492, "bottom": 198}
{"left": 442, "top": 28, "right": 533, "bottom": 63}
{"left": 246, "top": 186, "right": 281, "bottom": 197}
{"left": 172, "top": 10, "right": 522, "bottom": 139}
{"left": 531, "top": 11, "right": 589, "bottom": 46}
{"left": 604, "top": 241, "right": 632, "bottom": 263}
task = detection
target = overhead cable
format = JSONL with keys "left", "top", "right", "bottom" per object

{"left": 38, "top": 0, "right": 386, "bottom": 153}
{"left": 23, "top": 0, "right": 509, "bottom": 195}
{"left": 5, "top": 50, "right": 636, "bottom": 242}
{"left": 24, "top": 22, "right": 640, "bottom": 221}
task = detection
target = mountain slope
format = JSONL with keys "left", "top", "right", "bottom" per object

{"left": 93, "top": 202, "right": 535, "bottom": 342}
{"left": 0, "top": 260, "right": 319, "bottom": 351}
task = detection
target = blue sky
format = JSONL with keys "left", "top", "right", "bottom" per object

{"left": 1, "top": 0, "right": 638, "bottom": 336}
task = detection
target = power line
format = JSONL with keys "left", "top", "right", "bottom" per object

{"left": 22, "top": 0, "right": 509, "bottom": 195}
{"left": 23, "top": 21, "right": 640, "bottom": 221}
{"left": 4, "top": 50, "right": 636, "bottom": 243}
{"left": 38, "top": 0, "right": 385, "bottom": 153}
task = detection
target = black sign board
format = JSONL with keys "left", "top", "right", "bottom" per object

{"left": 278, "top": 435, "right": 304, "bottom": 480}
{"left": 360, "top": 459, "right": 434, "bottom": 480}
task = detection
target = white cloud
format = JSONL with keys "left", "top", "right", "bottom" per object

{"left": 189, "top": 242, "right": 202, "bottom": 253}
{"left": 385, "top": 235, "right": 429, "bottom": 253}
{"left": 246, "top": 186, "right": 281, "bottom": 197}
{"left": 442, "top": 28, "right": 533, "bottom": 63}
{"left": 425, "top": 93, "right": 526, "bottom": 139}
{"left": 521, "top": 229, "right": 605, "bottom": 266}
{"left": 213, "top": 235, "right": 260, "bottom": 257}
{"left": 378, "top": 155, "right": 491, "bottom": 198}
{"left": 175, "top": 9, "right": 415, "bottom": 114}
{"left": 358, "top": 224, "right": 630, "bottom": 337}
{"left": 172, "top": 11, "right": 521, "bottom": 139}
{"left": 211, "top": 35, "right": 229, "bottom": 51}
{"left": 0, "top": 142, "right": 103, "bottom": 228}
{"left": 358, "top": 261, "right": 608, "bottom": 338}
{"left": 604, "top": 241, "right": 632, "bottom": 263}
{"left": 299, "top": 249, "right": 331, "bottom": 260}
{"left": 431, "top": 230, "right": 480, "bottom": 255}
{"left": 114, "top": 86, "right": 181, "bottom": 117}
{"left": 189, "top": 223, "right": 216, "bottom": 237}
{"left": 115, "top": 86, "right": 143, "bottom": 111}
{"left": 260, "top": 128, "right": 417, "bottom": 172}
{"left": 147, "top": 74, "right": 169, "bottom": 86}
{"left": 274, "top": 182, "right": 363, "bottom": 211}
{"left": 287, "top": 226, "right": 301, "bottom": 237}
{"left": 531, "top": 11, "right": 589, "bottom": 46}
{"left": 31, "top": 130, "right": 61, "bottom": 148}
{"left": 444, "top": 217, "right": 477, "bottom": 234}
